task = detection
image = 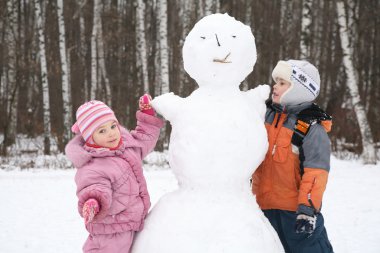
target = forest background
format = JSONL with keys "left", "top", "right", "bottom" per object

{"left": 0, "top": 0, "right": 379, "bottom": 163}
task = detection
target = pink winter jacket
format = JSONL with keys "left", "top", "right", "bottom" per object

{"left": 65, "top": 111, "right": 164, "bottom": 235}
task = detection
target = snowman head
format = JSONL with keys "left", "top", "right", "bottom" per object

{"left": 183, "top": 13, "right": 256, "bottom": 87}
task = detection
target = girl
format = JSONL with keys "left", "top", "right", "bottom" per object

{"left": 65, "top": 95, "right": 164, "bottom": 253}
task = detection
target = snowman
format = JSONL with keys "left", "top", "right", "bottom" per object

{"left": 132, "top": 13, "right": 284, "bottom": 253}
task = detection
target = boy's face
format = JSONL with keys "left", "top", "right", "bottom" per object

{"left": 92, "top": 120, "right": 121, "bottom": 148}
{"left": 272, "top": 78, "right": 291, "bottom": 104}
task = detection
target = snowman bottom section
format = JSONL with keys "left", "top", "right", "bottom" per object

{"left": 131, "top": 190, "right": 284, "bottom": 253}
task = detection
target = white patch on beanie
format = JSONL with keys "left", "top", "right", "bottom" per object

{"left": 272, "top": 61, "right": 292, "bottom": 83}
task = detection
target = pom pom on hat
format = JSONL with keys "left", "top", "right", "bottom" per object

{"left": 71, "top": 100, "right": 118, "bottom": 142}
{"left": 272, "top": 60, "right": 320, "bottom": 105}
{"left": 71, "top": 123, "right": 80, "bottom": 134}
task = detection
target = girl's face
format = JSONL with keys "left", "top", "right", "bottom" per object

{"left": 272, "top": 78, "right": 291, "bottom": 104}
{"left": 92, "top": 120, "right": 121, "bottom": 149}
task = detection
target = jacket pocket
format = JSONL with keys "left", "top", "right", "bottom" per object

{"left": 272, "top": 130, "right": 299, "bottom": 193}
{"left": 108, "top": 173, "right": 138, "bottom": 216}
{"left": 273, "top": 130, "right": 292, "bottom": 163}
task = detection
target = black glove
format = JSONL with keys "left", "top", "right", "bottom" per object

{"left": 295, "top": 204, "right": 317, "bottom": 234}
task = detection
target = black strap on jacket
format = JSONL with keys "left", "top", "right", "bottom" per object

{"left": 291, "top": 103, "right": 332, "bottom": 176}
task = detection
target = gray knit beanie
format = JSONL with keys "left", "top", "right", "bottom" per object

{"left": 271, "top": 59, "right": 320, "bottom": 105}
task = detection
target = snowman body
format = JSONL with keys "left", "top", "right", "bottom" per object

{"left": 167, "top": 86, "right": 266, "bottom": 190}
{"left": 131, "top": 14, "right": 284, "bottom": 253}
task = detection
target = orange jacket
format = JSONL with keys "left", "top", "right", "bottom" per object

{"left": 252, "top": 102, "right": 331, "bottom": 212}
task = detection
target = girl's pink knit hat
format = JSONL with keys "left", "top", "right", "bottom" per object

{"left": 71, "top": 100, "right": 118, "bottom": 142}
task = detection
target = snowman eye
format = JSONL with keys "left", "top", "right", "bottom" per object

{"left": 232, "top": 35, "right": 237, "bottom": 38}
{"left": 200, "top": 36, "right": 206, "bottom": 39}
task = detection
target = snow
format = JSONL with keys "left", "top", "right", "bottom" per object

{"left": 323, "top": 157, "right": 380, "bottom": 252}
{"left": 0, "top": 156, "right": 379, "bottom": 252}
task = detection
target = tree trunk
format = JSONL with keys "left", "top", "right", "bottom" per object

{"left": 241, "top": 0, "right": 252, "bottom": 91}
{"left": 178, "top": 0, "right": 194, "bottom": 95}
{"left": 156, "top": 0, "right": 170, "bottom": 150}
{"left": 197, "top": 0, "right": 204, "bottom": 19}
{"left": 215, "top": 0, "right": 220, "bottom": 13}
{"left": 90, "top": 0, "right": 99, "bottom": 100}
{"left": 300, "top": 0, "right": 312, "bottom": 58}
{"left": 205, "top": 0, "right": 213, "bottom": 15}
{"left": 157, "top": 0, "right": 169, "bottom": 94}
{"left": 136, "top": 0, "right": 149, "bottom": 93}
{"left": 154, "top": 37, "right": 161, "bottom": 96}
{"left": 337, "top": 1, "right": 377, "bottom": 164}
{"left": 279, "top": 0, "right": 288, "bottom": 58}
{"left": 78, "top": 0, "right": 88, "bottom": 100}
{"left": 35, "top": 0, "right": 51, "bottom": 155}
{"left": 95, "top": 1, "right": 111, "bottom": 106}
{"left": 57, "top": 0, "right": 72, "bottom": 145}
{"left": 204, "top": 0, "right": 220, "bottom": 15}
{"left": 0, "top": 0, "right": 19, "bottom": 156}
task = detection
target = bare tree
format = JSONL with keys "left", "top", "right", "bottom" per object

{"left": 155, "top": 0, "right": 170, "bottom": 149}
{"left": 279, "top": 0, "right": 290, "bottom": 57}
{"left": 76, "top": 0, "right": 89, "bottom": 100}
{"left": 197, "top": 0, "right": 205, "bottom": 18}
{"left": 90, "top": 0, "right": 111, "bottom": 105}
{"left": 157, "top": 0, "right": 170, "bottom": 94}
{"left": 300, "top": 0, "right": 312, "bottom": 58}
{"left": 241, "top": 0, "right": 252, "bottom": 91}
{"left": 178, "top": 0, "right": 195, "bottom": 95}
{"left": 57, "top": 0, "right": 72, "bottom": 145}
{"left": 215, "top": 0, "right": 220, "bottom": 13}
{"left": 1, "top": 0, "right": 19, "bottom": 156}
{"left": 205, "top": 0, "right": 213, "bottom": 15}
{"left": 96, "top": 1, "right": 111, "bottom": 106}
{"left": 35, "top": 0, "right": 51, "bottom": 154}
{"left": 204, "top": 0, "right": 220, "bottom": 16}
{"left": 90, "top": 0, "right": 98, "bottom": 100}
{"left": 135, "top": 0, "right": 149, "bottom": 93}
{"left": 337, "top": 0, "right": 377, "bottom": 164}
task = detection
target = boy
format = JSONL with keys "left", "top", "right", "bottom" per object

{"left": 251, "top": 60, "right": 334, "bottom": 253}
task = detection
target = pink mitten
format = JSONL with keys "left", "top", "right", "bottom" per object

{"left": 139, "top": 94, "right": 155, "bottom": 116}
{"left": 82, "top": 198, "right": 100, "bottom": 224}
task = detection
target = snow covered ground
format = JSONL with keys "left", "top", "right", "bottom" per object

{"left": 0, "top": 156, "right": 379, "bottom": 253}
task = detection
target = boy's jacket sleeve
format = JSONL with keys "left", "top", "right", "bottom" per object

{"left": 302, "top": 124, "right": 331, "bottom": 171}
{"left": 298, "top": 124, "right": 331, "bottom": 211}
{"left": 298, "top": 168, "right": 328, "bottom": 211}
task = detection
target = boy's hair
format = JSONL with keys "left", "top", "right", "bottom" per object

{"left": 71, "top": 100, "right": 118, "bottom": 142}
{"left": 272, "top": 60, "right": 320, "bottom": 105}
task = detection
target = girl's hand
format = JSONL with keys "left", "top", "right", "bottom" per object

{"left": 82, "top": 198, "right": 100, "bottom": 224}
{"left": 139, "top": 94, "right": 155, "bottom": 116}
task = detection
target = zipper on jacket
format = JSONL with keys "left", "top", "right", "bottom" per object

{"left": 274, "top": 105, "right": 286, "bottom": 128}
{"left": 275, "top": 112, "right": 282, "bottom": 128}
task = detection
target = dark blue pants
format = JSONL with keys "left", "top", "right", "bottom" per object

{"left": 263, "top": 209, "right": 334, "bottom": 253}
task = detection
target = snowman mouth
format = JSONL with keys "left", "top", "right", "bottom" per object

{"left": 213, "top": 52, "right": 232, "bottom": 63}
